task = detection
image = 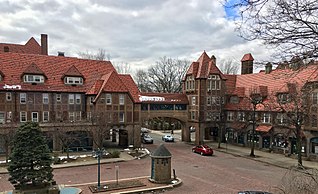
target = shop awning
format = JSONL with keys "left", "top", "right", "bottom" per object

{"left": 230, "top": 122, "right": 246, "bottom": 130}
{"left": 256, "top": 125, "right": 272, "bottom": 132}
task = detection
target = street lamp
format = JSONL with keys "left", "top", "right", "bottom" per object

{"left": 250, "top": 95, "right": 262, "bottom": 157}
{"left": 96, "top": 148, "right": 102, "bottom": 190}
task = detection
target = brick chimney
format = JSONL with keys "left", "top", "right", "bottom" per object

{"left": 41, "top": 34, "right": 48, "bottom": 55}
{"left": 265, "top": 62, "right": 272, "bottom": 74}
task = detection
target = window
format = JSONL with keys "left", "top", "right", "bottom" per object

{"left": 119, "top": 94, "right": 125, "bottom": 105}
{"left": 312, "top": 115, "right": 317, "bottom": 127}
{"left": 192, "top": 96, "right": 196, "bottom": 105}
{"left": 56, "top": 111, "right": 62, "bottom": 121}
{"left": 90, "top": 97, "right": 94, "bottom": 104}
{"left": 56, "top": 94, "right": 61, "bottom": 102}
{"left": 0, "top": 112, "right": 5, "bottom": 123}
{"left": 227, "top": 112, "right": 234, "bottom": 121}
{"left": 278, "top": 93, "right": 289, "bottom": 103}
{"left": 75, "top": 94, "right": 81, "bottom": 104}
{"left": 43, "top": 111, "right": 49, "bottom": 122}
{"left": 230, "top": 96, "right": 239, "bottom": 104}
{"left": 87, "top": 112, "right": 92, "bottom": 121}
{"left": 24, "top": 75, "right": 45, "bottom": 83}
{"left": 186, "top": 76, "right": 195, "bottom": 91}
{"left": 20, "top": 93, "right": 26, "bottom": 104}
{"left": 6, "top": 92, "right": 11, "bottom": 101}
{"left": 76, "top": 112, "right": 81, "bottom": 121}
{"left": 64, "top": 77, "right": 83, "bottom": 85}
{"left": 238, "top": 112, "right": 245, "bottom": 122}
{"left": 119, "top": 112, "right": 124, "bottom": 122}
{"left": 68, "top": 94, "right": 74, "bottom": 104}
{"left": 208, "top": 75, "right": 221, "bottom": 91}
{"left": 263, "top": 113, "right": 271, "bottom": 123}
{"left": 32, "top": 112, "right": 38, "bottom": 122}
{"left": 106, "top": 94, "right": 112, "bottom": 104}
{"left": 20, "top": 112, "right": 27, "bottom": 122}
{"left": 207, "top": 97, "right": 211, "bottom": 106}
{"left": 43, "top": 93, "right": 49, "bottom": 104}
{"left": 313, "top": 93, "right": 318, "bottom": 105}
{"left": 276, "top": 113, "right": 287, "bottom": 125}
{"left": 69, "top": 112, "right": 75, "bottom": 122}
{"left": 191, "top": 111, "right": 196, "bottom": 120}
{"left": 7, "top": 111, "right": 12, "bottom": 120}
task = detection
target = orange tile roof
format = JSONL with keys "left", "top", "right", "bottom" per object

{"left": 22, "top": 63, "right": 47, "bottom": 78}
{"left": 118, "top": 74, "right": 141, "bottom": 103}
{"left": 256, "top": 125, "right": 272, "bottom": 132}
{"left": 140, "top": 92, "right": 188, "bottom": 104}
{"left": 0, "top": 52, "right": 116, "bottom": 93}
{"left": 0, "top": 37, "right": 41, "bottom": 55}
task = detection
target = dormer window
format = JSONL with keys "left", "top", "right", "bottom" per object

{"left": 23, "top": 74, "right": 45, "bottom": 83}
{"left": 278, "top": 93, "right": 290, "bottom": 104}
{"left": 64, "top": 77, "right": 83, "bottom": 85}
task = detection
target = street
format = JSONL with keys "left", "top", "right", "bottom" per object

{"left": 0, "top": 131, "right": 287, "bottom": 193}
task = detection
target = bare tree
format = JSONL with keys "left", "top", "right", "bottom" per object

{"left": 227, "top": 0, "right": 318, "bottom": 59}
{"left": 113, "top": 61, "right": 131, "bottom": 74}
{"left": 77, "top": 48, "right": 111, "bottom": 61}
{"left": 147, "top": 57, "right": 190, "bottom": 93}
{"left": 218, "top": 59, "right": 239, "bottom": 74}
{"left": 89, "top": 111, "right": 111, "bottom": 150}
{"left": 134, "top": 69, "right": 152, "bottom": 92}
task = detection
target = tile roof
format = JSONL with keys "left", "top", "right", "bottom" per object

{"left": 185, "top": 51, "right": 225, "bottom": 80}
{"left": 241, "top": 53, "right": 254, "bottom": 62}
{"left": 62, "top": 65, "right": 84, "bottom": 78}
{"left": 140, "top": 92, "right": 189, "bottom": 104}
{"left": 0, "top": 52, "right": 116, "bottom": 93}
{"left": 0, "top": 37, "right": 41, "bottom": 55}
{"left": 256, "top": 125, "right": 272, "bottom": 132}
{"left": 22, "top": 63, "right": 47, "bottom": 77}
{"left": 118, "top": 74, "right": 141, "bottom": 103}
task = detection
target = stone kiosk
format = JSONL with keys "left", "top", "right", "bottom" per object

{"left": 149, "top": 144, "right": 172, "bottom": 183}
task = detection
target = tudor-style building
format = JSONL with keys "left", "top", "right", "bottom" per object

{"left": 183, "top": 51, "right": 318, "bottom": 159}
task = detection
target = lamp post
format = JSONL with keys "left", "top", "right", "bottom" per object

{"left": 250, "top": 95, "right": 262, "bottom": 157}
{"left": 96, "top": 148, "right": 102, "bottom": 190}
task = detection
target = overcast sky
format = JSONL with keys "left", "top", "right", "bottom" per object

{"left": 0, "top": 0, "right": 275, "bottom": 73}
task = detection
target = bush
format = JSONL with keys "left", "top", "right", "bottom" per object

{"left": 110, "top": 150, "right": 120, "bottom": 158}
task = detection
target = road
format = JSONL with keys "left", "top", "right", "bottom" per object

{"left": 0, "top": 131, "right": 287, "bottom": 193}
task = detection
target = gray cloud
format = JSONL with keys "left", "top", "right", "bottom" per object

{"left": 0, "top": 0, "right": 274, "bottom": 72}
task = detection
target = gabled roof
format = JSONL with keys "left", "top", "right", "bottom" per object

{"left": 0, "top": 37, "right": 41, "bottom": 55}
{"left": 185, "top": 51, "right": 225, "bottom": 80}
{"left": 241, "top": 53, "right": 254, "bottom": 62}
{"left": 22, "top": 63, "right": 47, "bottom": 78}
{"left": 62, "top": 65, "right": 84, "bottom": 79}
{"left": 0, "top": 52, "right": 116, "bottom": 93}
{"left": 119, "top": 74, "right": 141, "bottom": 103}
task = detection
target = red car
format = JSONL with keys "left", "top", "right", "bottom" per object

{"left": 192, "top": 145, "right": 214, "bottom": 156}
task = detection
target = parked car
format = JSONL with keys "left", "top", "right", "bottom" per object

{"left": 192, "top": 145, "right": 214, "bottom": 156}
{"left": 238, "top": 191, "right": 272, "bottom": 194}
{"left": 162, "top": 134, "right": 174, "bottom": 142}
{"left": 142, "top": 134, "right": 153, "bottom": 144}
{"left": 141, "top": 127, "right": 150, "bottom": 133}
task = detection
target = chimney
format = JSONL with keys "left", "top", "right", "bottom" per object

{"left": 211, "top": 55, "right": 216, "bottom": 64}
{"left": 241, "top": 53, "right": 254, "bottom": 74}
{"left": 265, "top": 62, "right": 272, "bottom": 74}
{"left": 3, "top": 46, "right": 9, "bottom": 52}
{"left": 58, "top": 51, "right": 65, "bottom": 57}
{"left": 41, "top": 34, "right": 48, "bottom": 55}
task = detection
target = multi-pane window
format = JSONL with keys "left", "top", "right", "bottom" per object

{"left": 276, "top": 113, "right": 287, "bottom": 125}
{"left": 75, "top": 94, "right": 81, "bottom": 104}
{"left": 312, "top": 115, "right": 317, "bottom": 127}
{"left": 24, "top": 75, "right": 44, "bottom": 83}
{"left": 263, "top": 113, "right": 271, "bottom": 123}
{"left": 69, "top": 112, "right": 75, "bottom": 121}
{"left": 191, "top": 111, "right": 196, "bottom": 120}
{"left": 20, "top": 93, "right": 26, "bottom": 104}
{"left": 20, "top": 111, "right": 27, "bottom": 122}
{"left": 0, "top": 112, "right": 5, "bottom": 123}
{"left": 43, "top": 93, "right": 49, "bottom": 104}
{"left": 6, "top": 92, "right": 12, "bottom": 101}
{"left": 227, "top": 111, "right": 234, "bottom": 121}
{"left": 313, "top": 92, "right": 318, "bottom": 104}
{"left": 43, "top": 111, "right": 49, "bottom": 122}
{"left": 119, "top": 94, "right": 125, "bottom": 105}
{"left": 64, "top": 77, "right": 83, "bottom": 85}
{"left": 278, "top": 93, "right": 289, "bottom": 103}
{"left": 56, "top": 94, "right": 61, "bottom": 102}
{"left": 230, "top": 96, "right": 239, "bottom": 104}
{"left": 186, "top": 76, "right": 195, "bottom": 91}
{"left": 76, "top": 112, "right": 81, "bottom": 121}
{"left": 208, "top": 75, "right": 221, "bottom": 91}
{"left": 68, "top": 94, "right": 74, "bottom": 104}
{"left": 32, "top": 112, "right": 38, "bottom": 122}
{"left": 192, "top": 96, "right": 196, "bottom": 105}
{"left": 238, "top": 112, "right": 245, "bottom": 122}
{"left": 106, "top": 94, "right": 112, "bottom": 104}
{"left": 119, "top": 112, "right": 124, "bottom": 122}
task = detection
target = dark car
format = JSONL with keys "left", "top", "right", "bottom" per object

{"left": 142, "top": 134, "right": 153, "bottom": 144}
{"left": 192, "top": 145, "right": 213, "bottom": 156}
{"left": 238, "top": 191, "right": 272, "bottom": 194}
